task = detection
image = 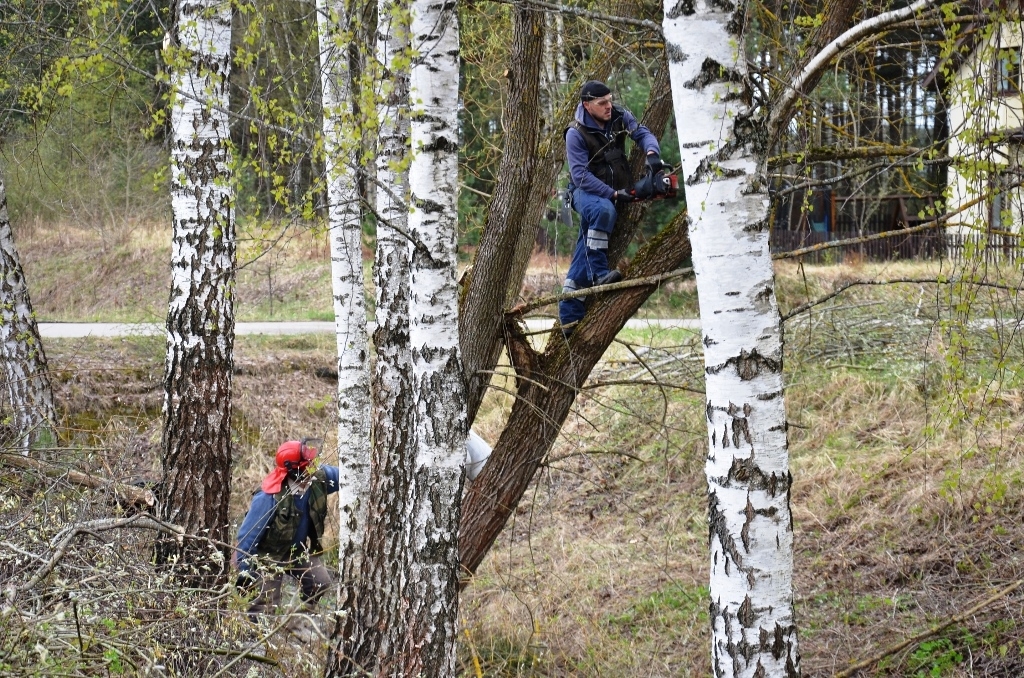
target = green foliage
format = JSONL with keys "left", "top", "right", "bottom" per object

{"left": 908, "top": 637, "right": 963, "bottom": 677}
{"left": 605, "top": 584, "right": 709, "bottom": 631}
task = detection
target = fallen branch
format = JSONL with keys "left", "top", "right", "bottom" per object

{"left": 773, "top": 193, "right": 989, "bottom": 261}
{"left": 834, "top": 579, "right": 1024, "bottom": 677}
{"left": 0, "top": 452, "right": 156, "bottom": 510}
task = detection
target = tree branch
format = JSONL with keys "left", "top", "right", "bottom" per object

{"left": 506, "top": 266, "right": 693, "bottom": 316}
{"left": 834, "top": 579, "right": 1024, "bottom": 678}
{"left": 781, "top": 277, "right": 1024, "bottom": 321}
{"left": 772, "top": 192, "right": 989, "bottom": 261}
{"left": 15, "top": 515, "right": 184, "bottom": 593}
{"left": 1, "top": 452, "right": 156, "bottom": 510}
{"left": 769, "top": 0, "right": 943, "bottom": 142}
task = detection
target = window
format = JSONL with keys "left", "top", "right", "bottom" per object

{"left": 995, "top": 46, "right": 1022, "bottom": 96}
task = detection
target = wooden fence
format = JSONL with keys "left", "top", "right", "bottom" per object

{"left": 772, "top": 231, "right": 1024, "bottom": 264}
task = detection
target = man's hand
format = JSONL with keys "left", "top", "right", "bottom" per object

{"left": 613, "top": 190, "right": 637, "bottom": 203}
{"left": 647, "top": 151, "right": 671, "bottom": 173}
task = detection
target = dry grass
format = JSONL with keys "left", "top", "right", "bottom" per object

{"left": 14, "top": 221, "right": 340, "bottom": 322}
{"left": 6, "top": 257, "right": 1024, "bottom": 675}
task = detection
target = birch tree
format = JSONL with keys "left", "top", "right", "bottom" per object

{"left": 663, "top": 0, "right": 799, "bottom": 663}
{"left": 402, "top": 0, "right": 465, "bottom": 669}
{"left": 0, "top": 170, "right": 56, "bottom": 454}
{"left": 317, "top": 0, "right": 372, "bottom": 600}
{"left": 158, "top": 0, "right": 236, "bottom": 578}
{"left": 326, "top": 0, "right": 414, "bottom": 672}
{"left": 661, "top": 0, "right": 942, "bottom": 674}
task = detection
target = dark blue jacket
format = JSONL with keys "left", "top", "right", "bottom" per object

{"left": 235, "top": 465, "right": 340, "bottom": 573}
{"left": 566, "top": 103, "right": 660, "bottom": 200}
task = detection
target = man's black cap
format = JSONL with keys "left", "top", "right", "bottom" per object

{"left": 581, "top": 80, "right": 611, "bottom": 101}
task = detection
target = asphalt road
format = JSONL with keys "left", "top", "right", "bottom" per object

{"left": 37, "top": 318, "right": 701, "bottom": 338}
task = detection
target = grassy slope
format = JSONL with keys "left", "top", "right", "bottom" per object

{"left": 6, "top": 225, "right": 1024, "bottom": 676}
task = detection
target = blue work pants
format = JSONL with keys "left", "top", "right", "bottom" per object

{"left": 558, "top": 188, "right": 618, "bottom": 328}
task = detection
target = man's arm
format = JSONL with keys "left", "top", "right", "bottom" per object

{"left": 566, "top": 128, "right": 617, "bottom": 200}
{"left": 622, "top": 108, "right": 660, "bottom": 156}
{"left": 320, "top": 465, "right": 341, "bottom": 495}
{"left": 235, "top": 492, "right": 275, "bottom": 572}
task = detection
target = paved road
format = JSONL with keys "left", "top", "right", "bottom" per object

{"left": 38, "top": 318, "right": 701, "bottom": 338}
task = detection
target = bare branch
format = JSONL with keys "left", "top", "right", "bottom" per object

{"left": 835, "top": 579, "right": 1024, "bottom": 678}
{"left": 16, "top": 515, "right": 185, "bottom": 593}
{"left": 1, "top": 452, "right": 156, "bottom": 509}
{"left": 507, "top": 266, "right": 693, "bottom": 316}
{"left": 769, "top": 0, "right": 943, "bottom": 140}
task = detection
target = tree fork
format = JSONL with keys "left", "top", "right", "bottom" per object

{"left": 459, "top": 210, "right": 692, "bottom": 576}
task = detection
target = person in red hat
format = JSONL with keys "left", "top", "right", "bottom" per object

{"left": 234, "top": 439, "right": 339, "bottom": 615}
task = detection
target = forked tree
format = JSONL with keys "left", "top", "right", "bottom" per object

{"left": 325, "top": 0, "right": 415, "bottom": 673}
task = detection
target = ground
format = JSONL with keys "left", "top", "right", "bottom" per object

{"left": 3, "top": 224, "right": 1024, "bottom": 676}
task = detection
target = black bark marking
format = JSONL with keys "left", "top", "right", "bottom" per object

{"left": 421, "top": 135, "right": 457, "bottom": 153}
{"left": 684, "top": 58, "right": 744, "bottom": 91}
{"left": 738, "top": 595, "right": 754, "bottom": 627}
{"left": 666, "top": 0, "right": 694, "bottom": 18}
{"left": 706, "top": 348, "right": 781, "bottom": 381}
{"left": 665, "top": 43, "right": 687, "bottom": 64}
{"left": 687, "top": 156, "right": 748, "bottom": 186}
{"left": 708, "top": 491, "right": 747, "bottom": 572}
{"left": 413, "top": 197, "right": 446, "bottom": 214}
{"left": 724, "top": 451, "right": 792, "bottom": 498}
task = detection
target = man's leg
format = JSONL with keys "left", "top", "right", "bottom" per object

{"left": 558, "top": 190, "right": 618, "bottom": 333}
{"left": 296, "top": 556, "right": 333, "bottom": 609}
{"left": 247, "top": 569, "right": 284, "bottom": 615}
{"left": 574, "top": 189, "right": 618, "bottom": 285}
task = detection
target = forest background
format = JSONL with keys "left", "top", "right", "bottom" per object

{"left": 4, "top": 0, "right": 1024, "bottom": 676}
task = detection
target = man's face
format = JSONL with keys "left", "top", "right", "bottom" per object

{"left": 583, "top": 95, "right": 613, "bottom": 124}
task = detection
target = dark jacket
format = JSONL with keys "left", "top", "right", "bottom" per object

{"left": 566, "top": 103, "right": 660, "bottom": 200}
{"left": 236, "top": 465, "right": 340, "bottom": 572}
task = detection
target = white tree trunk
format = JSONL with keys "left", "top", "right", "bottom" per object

{"left": 326, "top": 1, "right": 415, "bottom": 673}
{"left": 0, "top": 171, "right": 56, "bottom": 454}
{"left": 317, "top": 0, "right": 372, "bottom": 596}
{"left": 663, "top": 2, "right": 799, "bottom": 676}
{"left": 404, "top": 0, "right": 466, "bottom": 671}
{"left": 160, "top": 0, "right": 236, "bottom": 577}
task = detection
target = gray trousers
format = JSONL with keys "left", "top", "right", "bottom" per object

{"left": 247, "top": 555, "right": 332, "bottom": 615}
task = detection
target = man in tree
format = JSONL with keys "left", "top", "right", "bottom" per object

{"left": 559, "top": 79, "right": 665, "bottom": 335}
{"left": 235, "top": 439, "right": 339, "bottom": 616}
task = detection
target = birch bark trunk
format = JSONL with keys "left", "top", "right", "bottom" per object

{"left": 0, "top": 170, "right": 56, "bottom": 454}
{"left": 326, "top": 0, "right": 414, "bottom": 673}
{"left": 317, "top": 0, "right": 371, "bottom": 600}
{"left": 158, "top": 0, "right": 236, "bottom": 580}
{"left": 663, "top": 1, "right": 799, "bottom": 675}
{"left": 402, "top": 0, "right": 465, "bottom": 672}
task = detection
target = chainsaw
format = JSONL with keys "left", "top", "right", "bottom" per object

{"left": 628, "top": 161, "right": 678, "bottom": 201}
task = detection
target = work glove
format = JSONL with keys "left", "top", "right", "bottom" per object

{"left": 646, "top": 152, "right": 672, "bottom": 196}
{"left": 647, "top": 152, "right": 672, "bottom": 172}
{"left": 613, "top": 190, "right": 637, "bottom": 203}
